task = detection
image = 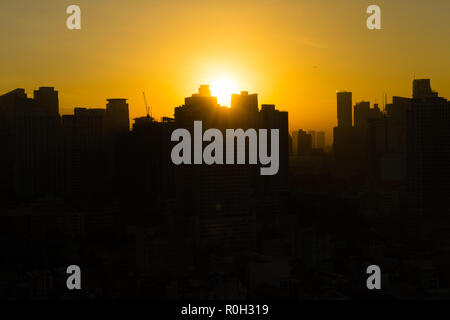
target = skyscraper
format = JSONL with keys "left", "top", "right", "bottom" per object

{"left": 337, "top": 91, "right": 352, "bottom": 127}
{"left": 354, "top": 101, "right": 382, "bottom": 129}
{"left": 413, "top": 79, "right": 438, "bottom": 100}
{"left": 105, "top": 98, "right": 130, "bottom": 135}
{"left": 62, "top": 108, "right": 106, "bottom": 199}
{"left": 317, "top": 131, "right": 326, "bottom": 149}
{"left": 308, "top": 130, "right": 316, "bottom": 148}
{"left": 334, "top": 92, "right": 367, "bottom": 176}
{"left": 0, "top": 88, "right": 62, "bottom": 198}
{"left": 33, "top": 87, "right": 59, "bottom": 114}
{"left": 173, "top": 86, "right": 256, "bottom": 251}
{"left": 297, "top": 129, "right": 312, "bottom": 155}
{"left": 407, "top": 80, "right": 450, "bottom": 216}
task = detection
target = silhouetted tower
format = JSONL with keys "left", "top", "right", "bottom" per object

{"left": 317, "top": 131, "right": 326, "bottom": 149}
{"left": 297, "top": 129, "right": 312, "bottom": 155}
{"left": 413, "top": 79, "right": 438, "bottom": 99}
{"left": 34, "top": 87, "right": 59, "bottom": 114}
{"left": 308, "top": 130, "right": 316, "bottom": 148}
{"left": 231, "top": 91, "right": 258, "bottom": 128}
{"left": 337, "top": 91, "right": 352, "bottom": 127}
{"left": 105, "top": 98, "right": 130, "bottom": 135}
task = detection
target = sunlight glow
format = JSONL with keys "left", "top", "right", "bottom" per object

{"left": 210, "top": 77, "right": 239, "bottom": 107}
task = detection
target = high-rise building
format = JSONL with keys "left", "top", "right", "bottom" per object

{"left": 0, "top": 88, "right": 62, "bottom": 198}
{"left": 231, "top": 91, "right": 259, "bottom": 128}
{"left": 413, "top": 79, "right": 438, "bottom": 100}
{"left": 317, "top": 131, "right": 326, "bottom": 149}
{"left": 171, "top": 86, "right": 289, "bottom": 250}
{"left": 354, "top": 101, "right": 382, "bottom": 129}
{"left": 62, "top": 108, "right": 106, "bottom": 199}
{"left": 291, "top": 131, "right": 299, "bottom": 155}
{"left": 173, "top": 86, "right": 255, "bottom": 250}
{"left": 297, "top": 129, "right": 312, "bottom": 155}
{"left": 337, "top": 91, "right": 352, "bottom": 127}
{"left": 308, "top": 130, "right": 316, "bottom": 148}
{"left": 354, "top": 101, "right": 370, "bottom": 128}
{"left": 407, "top": 80, "right": 450, "bottom": 216}
{"left": 259, "top": 104, "right": 289, "bottom": 196}
{"left": 231, "top": 91, "right": 258, "bottom": 114}
{"left": 105, "top": 98, "right": 130, "bottom": 135}
{"left": 33, "top": 87, "right": 59, "bottom": 114}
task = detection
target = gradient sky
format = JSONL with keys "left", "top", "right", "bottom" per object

{"left": 1, "top": 0, "right": 449, "bottom": 144}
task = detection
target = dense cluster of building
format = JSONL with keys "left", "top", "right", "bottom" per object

{"left": 333, "top": 79, "right": 450, "bottom": 216}
{"left": 1, "top": 79, "right": 450, "bottom": 299}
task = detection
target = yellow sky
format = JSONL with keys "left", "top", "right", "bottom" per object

{"left": 1, "top": 0, "right": 449, "bottom": 144}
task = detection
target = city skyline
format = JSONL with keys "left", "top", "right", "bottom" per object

{"left": 1, "top": 0, "right": 450, "bottom": 146}
{"left": 2, "top": 77, "right": 449, "bottom": 148}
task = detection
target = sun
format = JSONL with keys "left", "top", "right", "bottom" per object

{"left": 210, "top": 77, "right": 239, "bottom": 107}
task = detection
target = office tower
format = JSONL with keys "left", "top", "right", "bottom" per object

{"left": 407, "top": 80, "right": 450, "bottom": 216}
{"left": 62, "top": 108, "right": 106, "bottom": 199}
{"left": 354, "top": 101, "right": 383, "bottom": 129}
{"left": 173, "top": 86, "right": 256, "bottom": 251}
{"left": 386, "top": 96, "right": 411, "bottom": 124}
{"left": 337, "top": 91, "right": 352, "bottom": 127}
{"left": 33, "top": 87, "right": 59, "bottom": 114}
{"left": 297, "top": 129, "right": 312, "bottom": 155}
{"left": 105, "top": 98, "right": 130, "bottom": 135}
{"left": 354, "top": 101, "right": 370, "bottom": 128}
{"left": 174, "top": 85, "right": 227, "bottom": 130}
{"left": 334, "top": 92, "right": 369, "bottom": 176}
{"left": 231, "top": 91, "right": 259, "bottom": 128}
{"left": 259, "top": 104, "right": 289, "bottom": 197}
{"left": 0, "top": 88, "right": 62, "bottom": 199}
{"left": 129, "top": 116, "right": 176, "bottom": 202}
{"left": 231, "top": 91, "right": 258, "bottom": 114}
{"left": 198, "top": 84, "right": 212, "bottom": 97}
{"left": 308, "top": 130, "right": 316, "bottom": 148}
{"left": 291, "top": 131, "right": 299, "bottom": 155}
{"left": 317, "top": 131, "right": 326, "bottom": 149}
{"left": 413, "top": 79, "right": 438, "bottom": 99}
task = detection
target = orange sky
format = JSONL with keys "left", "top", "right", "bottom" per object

{"left": 1, "top": 0, "right": 449, "bottom": 145}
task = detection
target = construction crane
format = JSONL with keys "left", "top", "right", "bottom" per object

{"left": 142, "top": 91, "right": 151, "bottom": 119}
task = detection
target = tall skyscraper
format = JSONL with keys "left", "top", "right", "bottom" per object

{"left": 231, "top": 91, "right": 258, "bottom": 114}
{"left": 413, "top": 79, "right": 438, "bottom": 100}
{"left": 0, "top": 87, "right": 62, "bottom": 198}
{"left": 354, "top": 101, "right": 370, "bottom": 128}
{"left": 408, "top": 79, "right": 450, "bottom": 216}
{"left": 173, "top": 86, "right": 255, "bottom": 251}
{"left": 354, "top": 101, "right": 382, "bottom": 129}
{"left": 105, "top": 98, "right": 130, "bottom": 135}
{"left": 334, "top": 92, "right": 368, "bottom": 176}
{"left": 297, "top": 129, "right": 312, "bottom": 155}
{"left": 317, "top": 131, "right": 326, "bottom": 149}
{"left": 231, "top": 91, "right": 258, "bottom": 128}
{"left": 62, "top": 108, "right": 106, "bottom": 199}
{"left": 337, "top": 91, "right": 352, "bottom": 127}
{"left": 33, "top": 87, "right": 59, "bottom": 114}
{"left": 308, "top": 130, "right": 316, "bottom": 148}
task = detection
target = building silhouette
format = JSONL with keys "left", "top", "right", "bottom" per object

{"left": 336, "top": 91, "right": 352, "bottom": 128}
{"left": 316, "top": 131, "right": 326, "bottom": 149}
{"left": 2, "top": 78, "right": 450, "bottom": 300}
{"left": 408, "top": 79, "right": 450, "bottom": 216}
{"left": 297, "top": 129, "right": 312, "bottom": 155}
{"left": 0, "top": 88, "right": 62, "bottom": 199}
